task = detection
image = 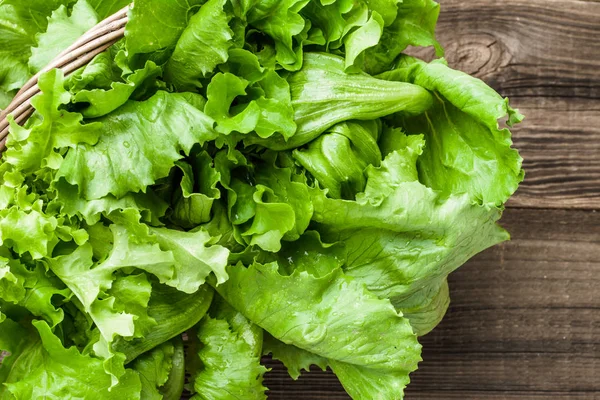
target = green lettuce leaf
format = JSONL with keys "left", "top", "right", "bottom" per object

{"left": 191, "top": 315, "right": 268, "bottom": 400}
{"left": 108, "top": 273, "right": 156, "bottom": 337}
{"left": 293, "top": 120, "right": 382, "bottom": 199}
{"left": 251, "top": 230, "right": 347, "bottom": 279}
{"left": 149, "top": 226, "right": 230, "bottom": 290}
{"left": 164, "top": 0, "right": 234, "bottom": 91}
{"left": 46, "top": 243, "right": 150, "bottom": 343}
{"left": 329, "top": 359, "right": 413, "bottom": 399}
{"left": 107, "top": 208, "right": 230, "bottom": 289}
{"left": 395, "top": 278, "right": 450, "bottom": 336}
{"left": 0, "top": 1, "right": 68, "bottom": 104}
{"left": 246, "top": 0, "right": 311, "bottom": 67}
{"left": 57, "top": 91, "right": 218, "bottom": 199}
{"left": 87, "top": 0, "right": 131, "bottom": 19}
{"left": 160, "top": 337, "right": 186, "bottom": 400}
{"left": 29, "top": 0, "right": 99, "bottom": 74}
{"left": 302, "top": 0, "right": 398, "bottom": 57}
{"left": 52, "top": 178, "right": 169, "bottom": 226}
{"left": 114, "top": 283, "right": 214, "bottom": 363}
{"left": 343, "top": 10, "right": 384, "bottom": 69}
{"left": 227, "top": 155, "right": 313, "bottom": 252}
{"left": 73, "top": 59, "right": 162, "bottom": 118}
{"left": 171, "top": 153, "right": 221, "bottom": 229}
{"left": 4, "top": 69, "right": 100, "bottom": 173}
{"left": 216, "top": 262, "right": 421, "bottom": 399}
{"left": 215, "top": 262, "right": 421, "bottom": 373}
{"left": 310, "top": 134, "right": 508, "bottom": 319}
{"left": 125, "top": 0, "right": 206, "bottom": 57}
{"left": 364, "top": 0, "right": 400, "bottom": 26}
{"left": 0, "top": 254, "right": 70, "bottom": 328}
{"left": 45, "top": 210, "right": 220, "bottom": 349}
{"left": 264, "top": 337, "right": 416, "bottom": 399}
{"left": 205, "top": 69, "right": 296, "bottom": 139}
{"left": 66, "top": 49, "right": 122, "bottom": 92}
{"left": 0, "top": 1, "right": 524, "bottom": 398}
{"left": 45, "top": 211, "right": 226, "bottom": 342}
{"left": 208, "top": 295, "right": 264, "bottom": 358}
{"left": 0, "top": 319, "right": 141, "bottom": 400}
{"left": 256, "top": 230, "right": 435, "bottom": 392}
{"left": 0, "top": 204, "right": 61, "bottom": 260}
{"left": 244, "top": 53, "right": 433, "bottom": 150}
{"left": 205, "top": 73, "right": 260, "bottom": 135}
{"left": 133, "top": 341, "right": 174, "bottom": 400}
{"left": 132, "top": 338, "right": 185, "bottom": 400}
{"left": 299, "top": 0, "right": 357, "bottom": 47}
{"left": 381, "top": 57, "right": 524, "bottom": 206}
{"left": 363, "top": 0, "right": 442, "bottom": 74}
{"left": 263, "top": 333, "right": 327, "bottom": 380}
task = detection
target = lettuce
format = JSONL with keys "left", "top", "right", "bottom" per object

{"left": 0, "top": 319, "right": 141, "bottom": 399}
{"left": 29, "top": 1, "right": 99, "bottom": 74}
{"left": 0, "top": 0, "right": 523, "bottom": 399}
{"left": 0, "top": 0, "right": 70, "bottom": 107}
{"left": 188, "top": 298, "right": 268, "bottom": 399}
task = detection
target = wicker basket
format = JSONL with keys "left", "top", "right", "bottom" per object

{"left": 0, "top": 2, "right": 130, "bottom": 371}
{"left": 0, "top": 5, "right": 130, "bottom": 151}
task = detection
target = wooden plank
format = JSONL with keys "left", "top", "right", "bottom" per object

{"left": 263, "top": 208, "right": 600, "bottom": 399}
{"left": 507, "top": 98, "right": 600, "bottom": 209}
{"left": 409, "top": 392, "right": 600, "bottom": 400}
{"left": 265, "top": 1, "right": 600, "bottom": 397}
{"left": 429, "top": 0, "right": 600, "bottom": 100}
{"left": 407, "top": 0, "right": 600, "bottom": 210}
{"left": 264, "top": 362, "right": 348, "bottom": 400}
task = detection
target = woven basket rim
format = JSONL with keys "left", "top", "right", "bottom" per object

{"left": 0, "top": 5, "right": 131, "bottom": 152}
{"left": 0, "top": 5, "right": 130, "bottom": 362}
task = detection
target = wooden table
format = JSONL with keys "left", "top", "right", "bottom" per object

{"left": 264, "top": 0, "right": 600, "bottom": 398}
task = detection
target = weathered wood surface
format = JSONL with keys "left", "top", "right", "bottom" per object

{"left": 409, "top": 0, "right": 600, "bottom": 210}
{"left": 265, "top": 208, "right": 600, "bottom": 399}
{"left": 265, "top": 0, "right": 600, "bottom": 398}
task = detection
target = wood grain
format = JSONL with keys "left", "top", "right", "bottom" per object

{"left": 263, "top": 1, "right": 600, "bottom": 398}
{"left": 507, "top": 98, "right": 600, "bottom": 209}
{"left": 1, "top": 1, "right": 596, "bottom": 399}
{"left": 408, "top": 0, "right": 600, "bottom": 210}
{"left": 264, "top": 208, "right": 600, "bottom": 399}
